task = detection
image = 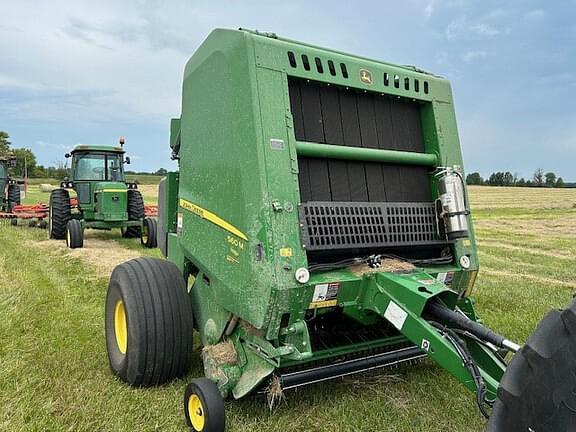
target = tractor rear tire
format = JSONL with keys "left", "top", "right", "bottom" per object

{"left": 7, "top": 184, "right": 20, "bottom": 212}
{"left": 487, "top": 297, "right": 576, "bottom": 431}
{"left": 49, "top": 189, "right": 71, "bottom": 239}
{"left": 65, "top": 219, "right": 83, "bottom": 248}
{"left": 141, "top": 217, "right": 157, "bottom": 248}
{"left": 122, "top": 190, "right": 144, "bottom": 238}
{"left": 184, "top": 378, "right": 226, "bottom": 432}
{"left": 105, "top": 257, "right": 194, "bottom": 387}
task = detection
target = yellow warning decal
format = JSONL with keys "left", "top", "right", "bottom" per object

{"left": 309, "top": 300, "right": 338, "bottom": 309}
{"left": 279, "top": 247, "right": 293, "bottom": 257}
{"left": 179, "top": 198, "right": 248, "bottom": 241}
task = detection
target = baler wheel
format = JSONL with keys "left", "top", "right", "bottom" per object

{"left": 122, "top": 190, "right": 144, "bottom": 238}
{"left": 141, "top": 217, "right": 157, "bottom": 248}
{"left": 183, "top": 378, "right": 225, "bottom": 432}
{"left": 48, "top": 189, "right": 71, "bottom": 239}
{"left": 105, "top": 257, "right": 194, "bottom": 386}
{"left": 486, "top": 297, "right": 576, "bottom": 431}
{"left": 65, "top": 219, "right": 83, "bottom": 249}
{"left": 7, "top": 184, "right": 20, "bottom": 212}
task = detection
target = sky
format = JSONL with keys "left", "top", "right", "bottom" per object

{"left": 0, "top": 1, "right": 575, "bottom": 180}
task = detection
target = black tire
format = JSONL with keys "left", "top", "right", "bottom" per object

{"left": 487, "top": 298, "right": 576, "bottom": 431}
{"left": 49, "top": 189, "right": 71, "bottom": 239}
{"left": 65, "top": 219, "right": 83, "bottom": 248}
{"left": 141, "top": 217, "right": 157, "bottom": 248}
{"left": 10, "top": 218, "right": 17, "bottom": 226}
{"left": 28, "top": 219, "right": 37, "bottom": 228}
{"left": 7, "top": 184, "right": 20, "bottom": 212}
{"left": 183, "top": 378, "right": 225, "bottom": 432}
{"left": 105, "top": 257, "right": 194, "bottom": 386}
{"left": 37, "top": 219, "right": 48, "bottom": 229}
{"left": 122, "top": 190, "right": 144, "bottom": 238}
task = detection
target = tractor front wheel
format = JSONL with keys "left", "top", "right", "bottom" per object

{"left": 48, "top": 189, "right": 71, "bottom": 239}
{"left": 141, "top": 217, "right": 157, "bottom": 248}
{"left": 65, "top": 219, "right": 83, "bottom": 248}
{"left": 105, "top": 257, "right": 194, "bottom": 386}
{"left": 7, "top": 184, "right": 20, "bottom": 212}
{"left": 184, "top": 378, "right": 225, "bottom": 432}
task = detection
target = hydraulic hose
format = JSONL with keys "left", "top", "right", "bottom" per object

{"left": 426, "top": 300, "right": 520, "bottom": 353}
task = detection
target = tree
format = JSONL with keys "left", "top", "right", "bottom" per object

{"left": 556, "top": 177, "right": 565, "bottom": 188}
{"left": 488, "top": 172, "right": 505, "bottom": 186}
{"left": 155, "top": 167, "right": 168, "bottom": 176}
{"left": 533, "top": 168, "right": 544, "bottom": 187}
{"left": 466, "top": 172, "right": 483, "bottom": 185}
{"left": 11, "top": 148, "right": 37, "bottom": 177}
{"left": 0, "top": 131, "right": 11, "bottom": 154}
{"left": 516, "top": 178, "right": 526, "bottom": 187}
{"left": 503, "top": 171, "right": 514, "bottom": 186}
{"left": 545, "top": 172, "right": 557, "bottom": 187}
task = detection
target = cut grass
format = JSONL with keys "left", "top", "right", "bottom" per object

{"left": 1, "top": 187, "right": 575, "bottom": 431}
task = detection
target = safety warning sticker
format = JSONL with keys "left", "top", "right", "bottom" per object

{"left": 384, "top": 300, "right": 408, "bottom": 331}
{"left": 309, "top": 282, "right": 340, "bottom": 309}
{"left": 436, "top": 272, "right": 454, "bottom": 286}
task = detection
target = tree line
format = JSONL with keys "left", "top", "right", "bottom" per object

{"left": 466, "top": 169, "right": 568, "bottom": 188}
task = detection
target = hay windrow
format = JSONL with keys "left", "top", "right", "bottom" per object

{"left": 24, "top": 236, "right": 141, "bottom": 275}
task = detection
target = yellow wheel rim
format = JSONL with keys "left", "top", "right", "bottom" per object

{"left": 114, "top": 300, "right": 127, "bottom": 354}
{"left": 188, "top": 394, "right": 205, "bottom": 431}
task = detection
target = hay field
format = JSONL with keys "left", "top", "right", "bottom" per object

{"left": 0, "top": 186, "right": 575, "bottom": 431}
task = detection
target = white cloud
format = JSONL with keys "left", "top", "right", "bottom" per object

{"left": 424, "top": 0, "right": 435, "bottom": 20}
{"left": 462, "top": 50, "right": 488, "bottom": 63}
{"left": 525, "top": 9, "right": 545, "bottom": 20}
{"left": 445, "top": 18, "right": 504, "bottom": 40}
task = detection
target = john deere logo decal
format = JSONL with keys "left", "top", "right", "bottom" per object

{"left": 360, "top": 69, "right": 373, "bottom": 85}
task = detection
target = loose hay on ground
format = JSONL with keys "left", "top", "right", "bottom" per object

{"left": 25, "top": 235, "right": 142, "bottom": 275}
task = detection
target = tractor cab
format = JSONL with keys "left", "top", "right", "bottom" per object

{"left": 64, "top": 145, "right": 131, "bottom": 220}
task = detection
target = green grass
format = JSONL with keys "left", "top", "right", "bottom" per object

{"left": 1, "top": 188, "right": 575, "bottom": 431}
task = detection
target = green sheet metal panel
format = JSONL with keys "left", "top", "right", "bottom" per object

{"left": 173, "top": 27, "right": 479, "bottom": 338}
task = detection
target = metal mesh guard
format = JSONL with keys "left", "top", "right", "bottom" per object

{"left": 299, "top": 201, "right": 444, "bottom": 251}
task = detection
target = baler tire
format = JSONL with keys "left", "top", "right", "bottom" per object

{"left": 7, "top": 184, "right": 20, "bottom": 212}
{"left": 184, "top": 378, "right": 225, "bottom": 432}
{"left": 123, "top": 190, "right": 144, "bottom": 238}
{"left": 141, "top": 217, "right": 157, "bottom": 248}
{"left": 65, "top": 219, "right": 83, "bottom": 249}
{"left": 48, "top": 189, "right": 71, "bottom": 239}
{"left": 105, "top": 257, "right": 194, "bottom": 387}
{"left": 10, "top": 218, "right": 17, "bottom": 226}
{"left": 486, "top": 297, "right": 576, "bottom": 431}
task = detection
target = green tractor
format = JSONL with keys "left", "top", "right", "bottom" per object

{"left": 104, "top": 29, "right": 576, "bottom": 431}
{"left": 48, "top": 140, "right": 157, "bottom": 249}
{"left": 0, "top": 155, "right": 21, "bottom": 214}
